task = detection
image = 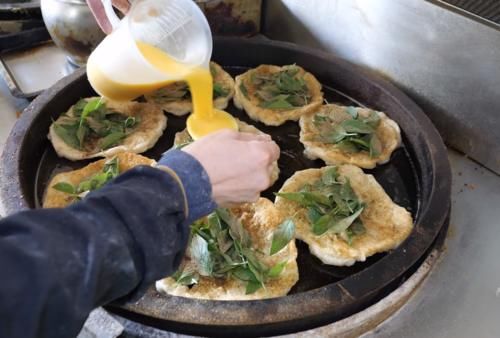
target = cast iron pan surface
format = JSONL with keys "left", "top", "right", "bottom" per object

{"left": 0, "top": 38, "right": 451, "bottom": 336}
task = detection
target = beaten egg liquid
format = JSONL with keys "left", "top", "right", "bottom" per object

{"left": 87, "top": 41, "right": 237, "bottom": 139}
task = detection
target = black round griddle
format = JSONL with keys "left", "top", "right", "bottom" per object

{"left": 0, "top": 38, "right": 451, "bottom": 337}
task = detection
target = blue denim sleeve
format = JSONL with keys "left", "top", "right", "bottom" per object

{"left": 157, "top": 149, "right": 218, "bottom": 224}
{"left": 0, "top": 151, "right": 216, "bottom": 338}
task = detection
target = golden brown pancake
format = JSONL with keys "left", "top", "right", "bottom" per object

{"left": 275, "top": 165, "right": 413, "bottom": 266}
{"left": 233, "top": 64, "right": 323, "bottom": 126}
{"left": 49, "top": 97, "right": 166, "bottom": 161}
{"left": 43, "top": 152, "right": 155, "bottom": 208}
{"left": 300, "top": 104, "right": 401, "bottom": 169}
{"left": 156, "top": 198, "right": 299, "bottom": 300}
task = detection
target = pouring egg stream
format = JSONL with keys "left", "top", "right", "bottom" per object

{"left": 87, "top": 41, "right": 238, "bottom": 140}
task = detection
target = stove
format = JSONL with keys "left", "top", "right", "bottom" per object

{"left": 1, "top": 0, "right": 499, "bottom": 336}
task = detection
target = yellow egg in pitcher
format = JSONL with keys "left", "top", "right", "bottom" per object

{"left": 86, "top": 0, "right": 237, "bottom": 139}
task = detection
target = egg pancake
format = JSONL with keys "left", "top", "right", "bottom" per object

{"left": 300, "top": 104, "right": 401, "bottom": 169}
{"left": 156, "top": 198, "right": 299, "bottom": 300}
{"left": 43, "top": 152, "right": 155, "bottom": 208}
{"left": 233, "top": 64, "right": 323, "bottom": 126}
{"left": 49, "top": 97, "right": 166, "bottom": 161}
{"left": 275, "top": 165, "right": 413, "bottom": 266}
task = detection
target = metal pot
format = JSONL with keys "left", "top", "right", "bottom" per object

{"left": 41, "top": 0, "right": 105, "bottom": 66}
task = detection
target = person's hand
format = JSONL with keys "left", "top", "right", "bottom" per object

{"left": 86, "top": 0, "right": 131, "bottom": 34}
{"left": 182, "top": 130, "right": 280, "bottom": 206}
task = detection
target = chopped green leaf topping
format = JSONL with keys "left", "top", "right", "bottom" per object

{"left": 173, "top": 208, "right": 293, "bottom": 294}
{"left": 51, "top": 156, "right": 120, "bottom": 202}
{"left": 250, "top": 65, "right": 311, "bottom": 110}
{"left": 213, "top": 83, "right": 229, "bottom": 98}
{"left": 312, "top": 107, "right": 382, "bottom": 157}
{"left": 172, "top": 266, "right": 199, "bottom": 286}
{"left": 277, "top": 167, "right": 365, "bottom": 241}
{"left": 209, "top": 63, "right": 217, "bottom": 77}
{"left": 53, "top": 98, "right": 139, "bottom": 150}
{"left": 52, "top": 182, "right": 76, "bottom": 195}
{"left": 270, "top": 219, "right": 295, "bottom": 255}
{"left": 53, "top": 123, "right": 80, "bottom": 149}
{"left": 239, "top": 82, "right": 249, "bottom": 98}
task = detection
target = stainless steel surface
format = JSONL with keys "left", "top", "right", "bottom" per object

{"left": 263, "top": 0, "right": 500, "bottom": 175}
{"left": 1, "top": 42, "right": 76, "bottom": 97}
{"left": 0, "top": 1, "right": 40, "bottom": 10}
{"left": 440, "top": 0, "right": 500, "bottom": 25}
{"left": 1, "top": 33, "right": 499, "bottom": 337}
{"left": 364, "top": 150, "right": 500, "bottom": 338}
{"left": 41, "top": 0, "right": 105, "bottom": 66}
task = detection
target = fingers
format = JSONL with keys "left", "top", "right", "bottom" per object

{"left": 209, "top": 130, "right": 279, "bottom": 162}
{"left": 236, "top": 132, "right": 271, "bottom": 142}
{"left": 112, "top": 0, "right": 131, "bottom": 14}
{"left": 260, "top": 139, "right": 280, "bottom": 163}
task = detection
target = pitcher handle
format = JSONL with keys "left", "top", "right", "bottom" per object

{"left": 87, "top": 0, "right": 122, "bottom": 34}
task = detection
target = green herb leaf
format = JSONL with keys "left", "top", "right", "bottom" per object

{"left": 53, "top": 123, "right": 80, "bottom": 149}
{"left": 346, "top": 106, "right": 358, "bottom": 118}
{"left": 190, "top": 234, "right": 213, "bottom": 276}
{"left": 270, "top": 219, "right": 295, "bottom": 255}
{"left": 76, "top": 124, "right": 89, "bottom": 148}
{"left": 369, "top": 134, "right": 382, "bottom": 157}
{"left": 80, "top": 98, "right": 103, "bottom": 125}
{"left": 268, "top": 261, "right": 287, "bottom": 278}
{"left": 173, "top": 266, "right": 199, "bottom": 286}
{"left": 341, "top": 119, "right": 374, "bottom": 134}
{"left": 124, "top": 116, "right": 136, "bottom": 129}
{"left": 307, "top": 206, "right": 322, "bottom": 223}
{"left": 276, "top": 191, "right": 330, "bottom": 207}
{"left": 349, "top": 136, "right": 371, "bottom": 150}
{"left": 313, "top": 114, "right": 328, "bottom": 125}
{"left": 213, "top": 83, "right": 229, "bottom": 98}
{"left": 311, "top": 212, "right": 334, "bottom": 235}
{"left": 239, "top": 82, "right": 249, "bottom": 98}
{"left": 328, "top": 206, "right": 364, "bottom": 234}
{"left": 98, "top": 131, "right": 126, "bottom": 150}
{"left": 75, "top": 156, "right": 120, "bottom": 194}
{"left": 52, "top": 182, "right": 76, "bottom": 195}
{"left": 261, "top": 94, "right": 294, "bottom": 109}
{"left": 322, "top": 167, "right": 339, "bottom": 185}
{"left": 314, "top": 107, "right": 384, "bottom": 158}
{"left": 336, "top": 140, "right": 360, "bottom": 153}
{"left": 349, "top": 219, "right": 366, "bottom": 236}
{"left": 217, "top": 208, "right": 252, "bottom": 248}
{"left": 364, "top": 111, "right": 381, "bottom": 128}
{"left": 327, "top": 125, "right": 352, "bottom": 144}
{"left": 209, "top": 63, "right": 217, "bottom": 77}
{"left": 103, "top": 157, "right": 119, "bottom": 177}
{"left": 245, "top": 280, "right": 262, "bottom": 294}
{"left": 72, "top": 99, "right": 88, "bottom": 117}
{"left": 251, "top": 66, "right": 311, "bottom": 110}
{"left": 232, "top": 266, "right": 257, "bottom": 282}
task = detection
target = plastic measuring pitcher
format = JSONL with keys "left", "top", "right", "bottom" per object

{"left": 87, "top": 0, "right": 213, "bottom": 101}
